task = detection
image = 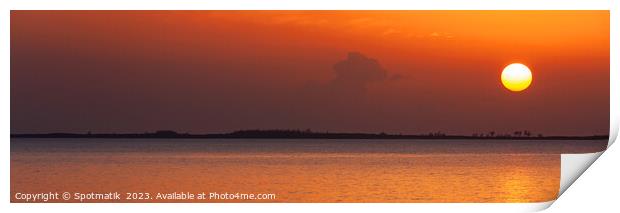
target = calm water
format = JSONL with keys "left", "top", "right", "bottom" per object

{"left": 10, "top": 139, "right": 607, "bottom": 203}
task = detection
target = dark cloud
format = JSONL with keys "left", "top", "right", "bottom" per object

{"left": 293, "top": 52, "right": 392, "bottom": 126}
{"left": 291, "top": 52, "right": 393, "bottom": 131}
{"left": 327, "top": 52, "right": 388, "bottom": 96}
{"left": 333, "top": 52, "right": 387, "bottom": 84}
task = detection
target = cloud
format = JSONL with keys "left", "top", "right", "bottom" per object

{"left": 298, "top": 52, "right": 393, "bottom": 105}
{"left": 382, "top": 28, "right": 400, "bottom": 36}
{"left": 290, "top": 52, "right": 412, "bottom": 130}
{"left": 429, "top": 32, "right": 455, "bottom": 39}
{"left": 328, "top": 52, "right": 388, "bottom": 95}
{"left": 292, "top": 52, "right": 392, "bottom": 127}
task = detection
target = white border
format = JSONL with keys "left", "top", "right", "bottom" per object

{"left": 1, "top": 0, "right": 617, "bottom": 212}
{"left": 560, "top": 152, "right": 605, "bottom": 196}
{"left": 0, "top": 0, "right": 613, "bottom": 10}
{"left": 550, "top": 140, "right": 620, "bottom": 212}
{"left": 609, "top": 0, "right": 619, "bottom": 148}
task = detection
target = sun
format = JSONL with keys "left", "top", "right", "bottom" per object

{"left": 501, "top": 63, "right": 532, "bottom": 92}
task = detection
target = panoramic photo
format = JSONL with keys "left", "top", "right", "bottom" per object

{"left": 10, "top": 10, "right": 609, "bottom": 203}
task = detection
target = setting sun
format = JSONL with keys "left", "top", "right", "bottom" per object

{"left": 501, "top": 63, "right": 532, "bottom": 92}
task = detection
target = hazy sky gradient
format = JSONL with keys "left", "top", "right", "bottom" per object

{"left": 11, "top": 11, "right": 609, "bottom": 135}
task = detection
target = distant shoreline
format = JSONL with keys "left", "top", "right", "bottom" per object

{"left": 10, "top": 130, "right": 609, "bottom": 140}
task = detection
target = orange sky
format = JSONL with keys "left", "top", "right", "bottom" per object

{"left": 11, "top": 11, "right": 609, "bottom": 135}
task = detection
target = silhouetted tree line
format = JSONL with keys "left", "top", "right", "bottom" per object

{"left": 471, "top": 130, "right": 547, "bottom": 138}
{"left": 10, "top": 129, "right": 608, "bottom": 140}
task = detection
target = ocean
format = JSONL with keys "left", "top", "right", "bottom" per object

{"left": 10, "top": 138, "right": 607, "bottom": 202}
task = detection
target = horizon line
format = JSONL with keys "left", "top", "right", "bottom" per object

{"left": 10, "top": 129, "right": 609, "bottom": 140}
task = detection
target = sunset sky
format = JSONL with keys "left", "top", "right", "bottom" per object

{"left": 11, "top": 11, "right": 609, "bottom": 135}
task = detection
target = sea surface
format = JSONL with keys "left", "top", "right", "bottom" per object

{"left": 10, "top": 138, "right": 607, "bottom": 203}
